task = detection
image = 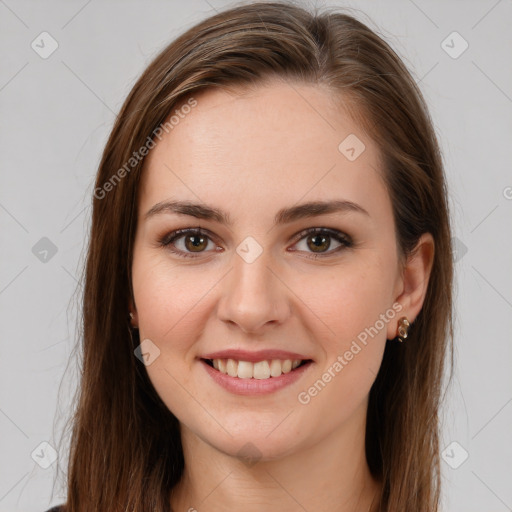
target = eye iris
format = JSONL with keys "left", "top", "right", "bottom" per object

{"left": 307, "top": 233, "right": 330, "bottom": 253}
{"left": 185, "top": 234, "right": 208, "bottom": 252}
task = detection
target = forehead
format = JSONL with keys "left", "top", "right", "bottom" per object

{"left": 139, "top": 80, "right": 387, "bottom": 221}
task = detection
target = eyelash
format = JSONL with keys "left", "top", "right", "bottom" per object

{"left": 158, "top": 227, "right": 353, "bottom": 260}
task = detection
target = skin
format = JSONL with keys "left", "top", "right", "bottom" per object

{"left": 130, "top": 78, "right": 434, "bottom": 512}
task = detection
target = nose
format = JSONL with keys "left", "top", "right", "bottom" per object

{"left": 216, "top": 248, "right": 291, "bottom": 334}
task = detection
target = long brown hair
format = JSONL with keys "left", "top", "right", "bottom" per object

{"left": 57, "top": 2, "right": 453, "bottom": 510}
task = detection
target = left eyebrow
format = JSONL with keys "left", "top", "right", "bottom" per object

{"left": 144, "top": 199, "right": 370, "bottom": 226}
{"left": 274, "top": 199, "right": 370, "bottom": 224}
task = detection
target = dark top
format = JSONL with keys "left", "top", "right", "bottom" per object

{"left": 45, "top": 507, "right": 63, "bottom": 512}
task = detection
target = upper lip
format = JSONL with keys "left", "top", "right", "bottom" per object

{"left": 201, "top": 349, "right": 312, "bottom": 362}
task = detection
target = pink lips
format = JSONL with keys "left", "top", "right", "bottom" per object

{"left": 199, "top": 349, "right": 313, "bottom": 395}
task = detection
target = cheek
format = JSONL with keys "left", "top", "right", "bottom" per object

{"left": 289, "top": 255, "right": 395, "bottom": 401}
{"left": 291, "top": 273, "right": 390, "bottom": 424}
{"left": 132, "top": 256, "right": 213, "bottom": 353}
{"left": 293, "top": 255, "right": 396, "bottom": 343}
{"left": 131, "top": 256, "right": 214, "bottom": 414}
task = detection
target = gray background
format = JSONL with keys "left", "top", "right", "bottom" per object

{"left": 1, "top": 0, "right": 511, "bottom": 510}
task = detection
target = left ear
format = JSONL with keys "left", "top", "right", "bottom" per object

{"left": 388, "top": 233, "right": 435, "bottom": 337}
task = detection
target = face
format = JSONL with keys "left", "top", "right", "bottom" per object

{"left": 131, "top": 80, "right": 404, "bottom": 460}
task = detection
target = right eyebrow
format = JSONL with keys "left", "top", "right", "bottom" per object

{"left": 145, "top": 200, "right": 232, "bottom": 224}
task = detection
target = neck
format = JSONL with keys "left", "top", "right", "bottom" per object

{"left": 170, "top": 402, "right": 381, "bottom": 512}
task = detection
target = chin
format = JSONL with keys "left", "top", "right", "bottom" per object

{"left": 187, "top": 417, "right": 306, "bottom": 463}
{"left": 216, "top": 434, "right": 301, "bottom": 464}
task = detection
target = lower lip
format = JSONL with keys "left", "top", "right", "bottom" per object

{"left": 200, "top": 359, "right": 313, "bottom": 395}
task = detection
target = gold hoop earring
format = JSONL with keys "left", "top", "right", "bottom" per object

{"left": 397, "top": 317, "right": 410, "bottom": 342}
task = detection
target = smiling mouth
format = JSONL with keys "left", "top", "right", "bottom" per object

{"left": 201, "top": 358, "right": 312, "bottom": 379}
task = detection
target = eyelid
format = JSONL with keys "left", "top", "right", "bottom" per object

{"left": 158, "top": 226, "right": 353, "bottom": 259}
{"left": 158, "top": 227, "right": 221, "bottom": 259}
{"left": 159, "top": 227, "right": 215, "bottom": 247}
{"left": 289, "top": 226, "right": 352, "bottom": 246}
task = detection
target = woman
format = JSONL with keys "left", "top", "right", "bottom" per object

{"left": 48, "top": 1, "right": 453, "bottom": 511}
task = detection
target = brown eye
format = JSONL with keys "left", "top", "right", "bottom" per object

{"left": 159, "top": 228, "right": 217, "bottom": 258}
{"left": 184, "top": 233, "right": 208, "bottom": 252}
{"left": 306, "top": 233, "right": 331, "bottom": 253}
{"left": 291, "top": 227, "right": 352, "bottom": 258}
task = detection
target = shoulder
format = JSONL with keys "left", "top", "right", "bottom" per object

{"left": 44, "top": 506, "right": 64, "bottom": 512}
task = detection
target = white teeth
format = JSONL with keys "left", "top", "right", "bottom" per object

{"left": 237, "top": 361, "right": 253, "bottom": 379}
{"left": 226, "top": 359, "right": 238, "bottom": 377}
{"left": 209, "top": 358, "right": 305, "bottom": 379}
{"left": 253, "top": 360, "right": 270, "bottom": 379}
{"left": 281, "top": 360, "right": 292, "bottom": 374}
{"left": 269, "top": 359, "right": 282, "bottom": 377}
